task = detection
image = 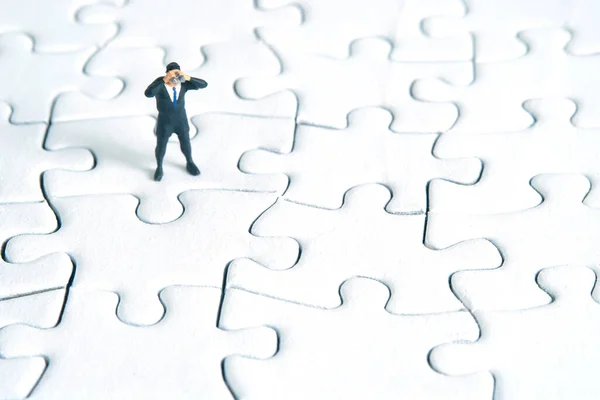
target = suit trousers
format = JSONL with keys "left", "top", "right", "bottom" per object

{"left": 154, "top": 120, "right": 194, "bottom": 167}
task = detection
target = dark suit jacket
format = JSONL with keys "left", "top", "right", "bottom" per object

{"left": 144, "top": 76, "right": 207, "bottom": 126}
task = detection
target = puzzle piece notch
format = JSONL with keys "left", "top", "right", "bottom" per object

{"left": 257, "top": 0, "right": 472, "bottom": 61}
{"left": 236, "top": 37, "right": 473, "bottom": 132}
{"left": 44, "top": 114, "right": 292, "bottom": 223}
{"left": 413, "top": 28, "right": 600, "bottom": 132}
{"left": 53, "top": 39, "right": 296, "bottom": 122}
{"left": 430, "top": 98, "right": 600, "bottom": 213}
{"left": 426, "top": 173, "right": 600, "bottom": 310}
{"left": 0, "top": 0, "right": 118, "bottom": 51}
{"left": 77, "top": 0, "right": 302, "bottom": 68}
{"left": 564, "top": 0, "right": 600, "bottom": 55}
{"left": 0, "top": 103, "right": 94, "bottom": 204}
{"left": 221, "top": 278, "right": 493, "bottom": 399}
{"left": 0, "top": 201, "right": 73, "bottom": 299}
{"left": 422, "top": 0, "right": 574, "bottom": 62}
{"left": 0, "top": 286, "right": 277, "bottom": 399}
{"left": 5, "top": 192, "right": 298, "bottom": 325}
{"left": 227, "top": 183, "right": 501, "bottom": 314}
{"left": 239, "top": 107, "right": 481, "bottom": 212}
{"left": 430, "top": 266, "right": 600, "bottom": 400}
{"left": 0, "top": 33, "right": 122, "bottom": 123}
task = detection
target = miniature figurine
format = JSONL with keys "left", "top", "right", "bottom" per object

{"left": 144, "top": 62, "right": 208, "bottom": 181}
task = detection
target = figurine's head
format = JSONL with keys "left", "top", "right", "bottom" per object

{"left": 166, "top": 62, "right": 181, "bottom": 74}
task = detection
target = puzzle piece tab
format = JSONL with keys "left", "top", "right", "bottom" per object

{"left": 4, "top": 192, "right": 297, "bottom": 325}
{"left": 236, "top": 38, "right": 472, "bottom": 132}
{"left": 0, "top": 0, "right": 116, "bottom": 51}
{"left": 427, "top": 174, "right": 600, "bottom": 310}
{"left": 0, "top": 33, "right": 122, "bottom": 123}
{"left": 565, "top": 0, "right": 600, "bottom": 55}
{"left": 431, "top": 266, "right": 600, "bottom": 400}
{"left": 228, "top": 184, "right": 501, "bottom": 313}
{"left": 430, "top": 98, "right": 600, "bottom": 213}
{"left": 0, "top": 202, "right": 73, "bottom": 299}
{"left": 414, "top": 29, "right": 600, "bottom": 132}
{"left": 221, "top": 278, "right": 493, "bottom": 399}
{"left": 0, "top": 103, "right": 93, "bottom": 204}
{"left": 0, "top": 286, "right": 277, "bottom": 399}
{"left": 423, "top": 0, "right": 573, "bottom": 62}
{"left": 77, "top": 0, "right": 302, "bottom": 67}
{"left": 240, "top": 107, "right": 481, "bottom": 212}
{"left": 43, "top": 114, "right": 292, "bottom": 223}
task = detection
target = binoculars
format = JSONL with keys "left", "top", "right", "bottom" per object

{"left": 170, "top": 73, "right": 186, "bottom": 84}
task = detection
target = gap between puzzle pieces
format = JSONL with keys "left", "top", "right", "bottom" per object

{"left": 43, "top": 113, "right": 293, "bottom": 224}
{"left": 413, "top": 28, "right": 600, "bottom": 133}
{"left": 429, "top": 98, "right": 600, "bottom": 214}
{"left": 431, "top": 266, "right": 600, "bottom": 400}
{"left": 227, "top": 183, "right": 501, "bottom": 314}
{"left": 222, "top": 277, "right": 493, "bottom": 399}
{"left": 0, "top": 32, "right": 122, "bottom": 124}
{"left": 240, "top": 107, "right": 481, "bottom": 214}
{"left": 422, "top": 0, "right": 600, "bottom": 61}
{"left": 0, "top": 285, "right": 277, "bottom": 399}
{"left": 52, "top": 38, "right": 297, "bottom": 122}
{"left": 427, "top": 173, "right": 600, "bottom": 311}
{"left": 4, "top": 190, "right": 298, "bottom": 326}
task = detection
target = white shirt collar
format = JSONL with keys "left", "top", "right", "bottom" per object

{"left": 164, "top": 83, "right": 181, "bottom": 99}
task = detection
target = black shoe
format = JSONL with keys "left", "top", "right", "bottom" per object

{"left": 154, "top": 167, "right": 163, "bottom": 181}
{"left": 186, "top": 161, "right": 200, "bottom": 176}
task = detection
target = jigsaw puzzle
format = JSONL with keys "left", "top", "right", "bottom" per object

{"left": 0, "top": 286, "right": 277, "bottom": 399}
{"left": 2, "top": 0, "right": 600, "bottom": 398}
{"left": 430, "top": 266, "right": 600, "bottom": 400}
{"left": 221, "top": 278, "right": 493, "bottom": 399}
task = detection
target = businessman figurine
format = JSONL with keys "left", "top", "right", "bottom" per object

{"left": 144, "top": 62, "right": 208, "bottom": 181}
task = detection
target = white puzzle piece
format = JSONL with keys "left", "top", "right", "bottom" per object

{"left": 564, "top": 0, "right": 600, "bottom": 55}
{"left": 227, "top": 184, "right": 501, "bottom": 313}
{"left": 53, "top": 39, "right": 296, "bottom": 121}
{"left": 0, "top": 357, "right": 46, "bottom": 400}
{"left": 0, "top": 33, "right": 122, "bottom": 124}
{"left": 426, "top": 174, "right": 600, "bottom": 311}
{"left": 422, "top": 0, "right": 573, "bottom": 62}
{"left": 235, "top": 38, "right": 473, "bottom": 132}
{"left": 77, "top": 0, "right": 302, "bottom": 68}
{"left": 430, "top": 266, "right": 600, "bottom": 400}
{"left": 256, "top": 0, "right": 471, "bottom": 61}
{"left": 0, "top": 202, "right": 72, "bottom": 299}
{"left": 221, "top": 278, "right": 493, "bottom": 399}
{"left": 0, "top": 103, "right": 93, "bottom": 204}
{"left": 0, "top": 288, "right": 66, "bottom": 398}
{"left": 430, "top": 98, "right": 600, "bottom": 214}
{"left": 0, "top": 0, "right": 117, "bottom": 51}
{"left": 240, "top": 107, "right": 481, "bottom": 212}
{"left": 0, "top": 286, "right": 277, "bottom": 399}
{"left": 43, "top": 114, "right": 292, "bottom": 223}
{"left": 414, "top": 28, "right": 600, "bottom": 132}
{"left": 4, "top": 192, "right": 298, "bottom": 325}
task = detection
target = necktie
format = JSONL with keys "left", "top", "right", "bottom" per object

{"left": 172, "top": 87, "right": 177, "bottom": 106}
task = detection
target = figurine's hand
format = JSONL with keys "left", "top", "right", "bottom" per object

{"left": 183, "top": 74, "right": 191, "bottom": 81}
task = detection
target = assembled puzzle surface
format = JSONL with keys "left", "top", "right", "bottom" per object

{"left": 1, "top": 0, "right": 599, "bottom": 398}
